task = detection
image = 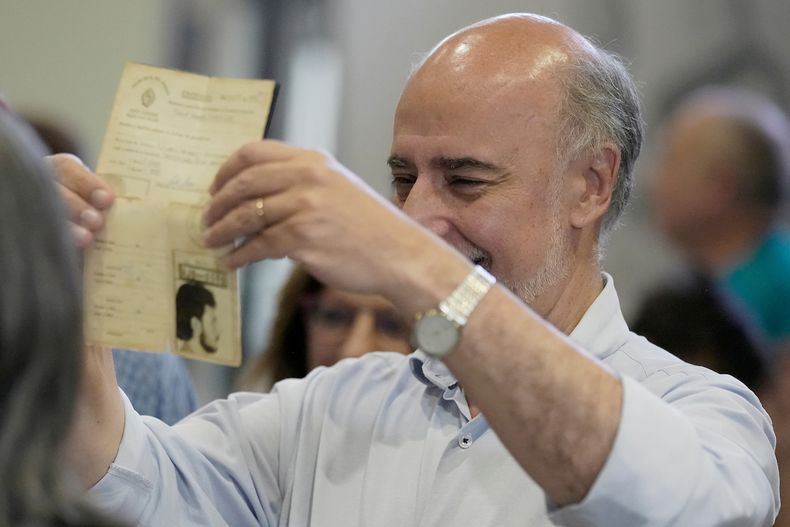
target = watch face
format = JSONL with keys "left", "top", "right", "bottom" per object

{"left": 415, "top": 313, "right": 459, "bottom": 356}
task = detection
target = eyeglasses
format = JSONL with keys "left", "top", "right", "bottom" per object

{"left": 303, "top": 299, "right": 409, "bottom": 339}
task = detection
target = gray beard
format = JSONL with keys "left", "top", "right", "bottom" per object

{"left": 505, "top": 199, "right": 573, "bottom": 306}
{"left": 506, "top": 244, "right": 571, "bottom": 305}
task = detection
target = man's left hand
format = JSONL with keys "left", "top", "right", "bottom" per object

{"left": 202, "top": 140, "right": 461, "bottom": 310}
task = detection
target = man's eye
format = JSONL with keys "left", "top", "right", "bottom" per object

{"left": 448, "top": 177, "right": 485, "bottom": 192}
{"left": 390, "top": 175, "right": 415, "bottom": 200}
{"left": 451, "top": 178, "right": 482, "bottom": 186}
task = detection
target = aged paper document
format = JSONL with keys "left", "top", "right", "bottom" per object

{"left": 84, "top": 62, "right": 277, "bottom": 366}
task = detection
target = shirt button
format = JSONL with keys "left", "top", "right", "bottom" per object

{"left": 458, "top": 434, "right": 473, "bottom": 449}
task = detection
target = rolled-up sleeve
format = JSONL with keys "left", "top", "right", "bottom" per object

{"left": 550, "top": 375, "right": 779, "bottom": 527}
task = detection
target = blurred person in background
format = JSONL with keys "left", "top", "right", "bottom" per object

{"left": 631, "top": 273, "right": 769, "bottom": 392}
{"left": 25, "top": 113, "right": 198, "bottom": 425}
{"left": 237, "top": 265, "right": 412, "bottom": 392}
{"left": 650, "top": 84, "right": 790, "bottom": 527}
{"left": 651, "top": 86, "right": 790, "bottom": 351}
{"left": 0, "top": 108, "right": 122, "bottom": 526}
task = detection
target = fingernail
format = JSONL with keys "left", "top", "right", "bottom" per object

{"left": 90, "top": 189, "right": 113, "bottom": 209}
{"left": 70, "top": 223, "right": 92, "bottom": 248}
{"left": 80, "top": 208, "right": 104, "bottom": 230}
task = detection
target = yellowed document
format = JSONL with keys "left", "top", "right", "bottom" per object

{"left": 84, "top": 62, "right": 277, "bottom": 366}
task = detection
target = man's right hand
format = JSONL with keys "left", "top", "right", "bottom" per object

{"left": 48, "top": 153, "right": 115, "bottom": 248}
{"left": 48, "top": 154, "right": 125, "bottom": 488}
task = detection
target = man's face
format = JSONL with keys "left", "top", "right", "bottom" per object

{"left": 389, "top": 51, "right": 574, "bottom": 313}
{"left": 199, "top": 305, "right": 220, "bottom": 353}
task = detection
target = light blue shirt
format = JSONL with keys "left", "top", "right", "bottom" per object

{"left": 91, "top": 275, "right": 779, "bottom": 526}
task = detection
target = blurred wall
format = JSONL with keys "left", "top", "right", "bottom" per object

{"left": 0, "top": 0, "right": 170, "bottom": 164}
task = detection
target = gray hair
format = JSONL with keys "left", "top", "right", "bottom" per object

{"left": 0, "top": 111, "right": 121, "bottom": 526}
{"left": 555, "top": 45, "right": 644, "bottom": 240}
{"left": 408, "top": 21, "right": 645, "bottom": 242}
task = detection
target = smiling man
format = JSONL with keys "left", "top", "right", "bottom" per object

{"left": 61, "top": 13, "right": 778, "bottom": 527}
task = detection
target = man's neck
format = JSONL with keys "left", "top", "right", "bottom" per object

{"left": 466, "top": 263, "right": 603, "bottom": 419}
{"left": 467, "top": 246, "right": 605, "bottom": 419}
{"left": 539, "top": 261, "right": 605, "bottom": 335}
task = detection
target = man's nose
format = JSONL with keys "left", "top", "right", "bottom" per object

{"left": 399, "top": 177, "right": 453, "bottom": 238}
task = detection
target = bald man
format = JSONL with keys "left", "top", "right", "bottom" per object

{"left": 653, "top": 86, "right": 790, "bottom": 348}
{"left": 63, "top": 14, "right": 777, "bottom": 526}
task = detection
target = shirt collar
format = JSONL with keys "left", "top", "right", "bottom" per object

{"left": 410, "top": 272, "right": 630, "bottom": 389}
{"left": 567, "top": 272, "right": 631, "bottom": 360}
{"left": 410, "top": 350, "right": 458, "bottom": 390}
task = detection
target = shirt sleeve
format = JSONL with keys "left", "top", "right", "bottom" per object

{"left": 549, "top": 374, "right": 780, "bottom": 527}
{"left": 90, "top": 389, "right": 284, "bottom": 527}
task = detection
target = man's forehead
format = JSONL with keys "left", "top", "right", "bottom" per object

{"left": 395, "top": 46, "right": 561, "bottom": 140}
{"left": 388, "top": 130, "right": 510, "bottom": 164}
{"left": 413, "top": 13, "right": 585, "bottom": 88}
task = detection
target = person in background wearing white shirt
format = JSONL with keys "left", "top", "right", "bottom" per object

{"left": 58, "top": 13, "right": 778, "bottom": 526}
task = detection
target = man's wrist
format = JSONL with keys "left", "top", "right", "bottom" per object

{"left": 412, "top": 265, "right": 496, "bottom": 358}
{"left": 381, "top": 226, "right": 475, "bottom": 316}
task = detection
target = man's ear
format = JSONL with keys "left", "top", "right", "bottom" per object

{"left": 569, "top": 143, "right": 620, "bottom": 229}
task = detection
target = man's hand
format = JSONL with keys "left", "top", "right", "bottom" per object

{"left": 202, "top": 140, "right": 468, "bottom": 313}
{"left": 48, "top": 154, "right": 124, "bottom": 487}
{"left": 48, "top": 153, "right": 115, "bottom": 248}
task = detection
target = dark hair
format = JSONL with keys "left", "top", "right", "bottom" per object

{"left": 175, "top": 281, "right": 216, "bottom": 341}
{"left": 0, "top": 111, "right": 119, "bottom": 525}
{"left": 236, "top": 266, "right": 324, "bottom": 390}
{"left": 631, "top": 274, "right": 769, "bottom": 392}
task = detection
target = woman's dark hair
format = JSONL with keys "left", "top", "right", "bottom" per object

{"left": 0, "top": 110, "right": 119, "bottom": 526}
{"left": 237, "top": 266, "right": 324, "bottom": 390}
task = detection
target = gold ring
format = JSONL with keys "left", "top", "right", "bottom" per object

{"left": 255, "top": 198, "right": 266, "bottom": 229}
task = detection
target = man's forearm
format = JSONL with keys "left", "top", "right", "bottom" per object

{"left": 444, "top": 286, "right": 622, "bottom": 506}
{"left": 66, "top": 346, "right": 125, "bottom": 488}
{"left": 379, "top": 243, "right": 622, "bottom": 505}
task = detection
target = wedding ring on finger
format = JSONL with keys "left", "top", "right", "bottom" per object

{"left": 254, "top": 198, "right": 266, "bottom": 228}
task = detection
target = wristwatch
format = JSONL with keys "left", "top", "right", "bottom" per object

{"left": 412, "top": 265, "right": 496, "bottom": 358}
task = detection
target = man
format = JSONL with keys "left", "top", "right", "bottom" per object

{"left": 60, "top": 14, "right": 777, "bottom": 526}
{"left": 176, "top": 281, "right": 220, "bottom": 354}
{"left": 652, "top": 86, "right": 790, "bottom": 350}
